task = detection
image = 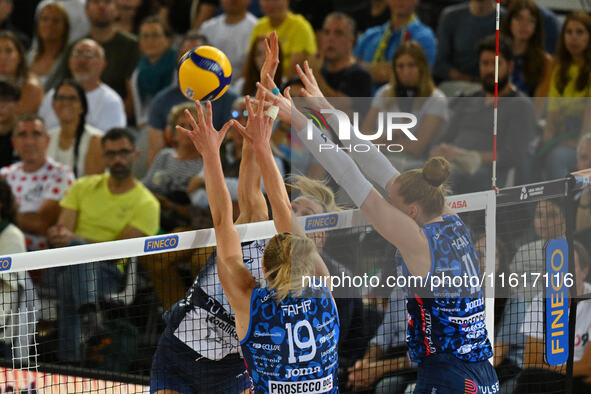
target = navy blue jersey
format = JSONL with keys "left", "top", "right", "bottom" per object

{"left": 240, "top": 286, "right": 339, "bottom": 394}
{"left": 163, "top": 240, "right": 267, "bottom": 360}
{"left": 396, "top": 215, "right": 493, "bottom": 363}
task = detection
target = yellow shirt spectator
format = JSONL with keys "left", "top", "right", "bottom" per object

{"left": 249, "top": 12, "right": 317, "bottom": 77}
{"left": 60, "top": 173, "right": 160, "bottom": 242}
{"left": 548, "top": 64, "right": 591, "bottom": 116}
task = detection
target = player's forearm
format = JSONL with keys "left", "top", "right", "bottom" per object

{"left": 375, "top": 357, "right": 408, "bottom": 377}
{"left": 202, "top": 154, "right": 234, "bottom": 228}
{"left": 255, "top": 144, "right": 292, "bottom": 232}
{"left": 237, "top": 140, "right": 267, "bottom": 219}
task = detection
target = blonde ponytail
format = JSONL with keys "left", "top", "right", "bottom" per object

{"left": 289, "top": 175, "right": 343, "bottom": 213}
{"left": 263, "top": 233, "right": 318, "bottom": 302}
{"left": 396, "top": 157, "right": 451, "bottom": 217}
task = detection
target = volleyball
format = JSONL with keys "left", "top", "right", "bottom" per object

{"left": 177, "top": 46, "right": 232, "bottom": 101}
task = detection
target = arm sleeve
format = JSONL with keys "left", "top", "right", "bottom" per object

{"left": 142, "top": 151, "right": 166, "bottom": 191}
{"left": 43, "top": 168, "right": 75, "bottom": 202}
{"left": 100, "top": 97, "right": 127, "bottom": 130}
{"left": 416, "top": 29, "right": 437, "bottom": 67}
{"left": 60, "top": 179, "right": 81, "bottom": 211}
{"left": 291, "top": 17, "right": 317, "bottom": 54}
{"left": 294, "top": 124, "right": 373, "bottom": 207}
{"left": 129, "top": 195, "right": 160, "bottom": 236}
{"left": 324, "top": 114, "right": 399, "bottom": 190}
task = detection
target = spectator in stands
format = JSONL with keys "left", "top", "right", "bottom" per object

{"left": 0, "top": 176, "right": 39, "bottom": 365}
{"left": 35, "top": 0, "right": 89, "bottom": 44}
{"left": 0, "top": 77, "right": 20, "bottom": 168}
{"left": 509, "top": 199, "right": 565, "bottom": 292}
{"left": 0, "top": 0, "right": 30, "bottom": 49}
{"left": 114, "top": 0, "right": 160, "bottom": 35}
{"left": 1, "top": 114, "right": 74, "bottom": 251}
{"left": 38, "top": 38, "right": 126, "bottom": 132}
{"left": 362, "top": 41, "right": 448, "bottom": 171}
{"left": 516, "top": 240, "right": 591, "bottom": 393}
{"left": 434, "top": 0, "right": 505, "bottom": 83}
{"left": 128, "top": 16, "right": 175, "bottom": 127}
{"left": 338, "top": 0, "right": 390, "bottom": 34}
{"left": 147, "top": 31, "right": 237, "bottom": 166}
{"left": 47, "top": 79, "right": 104, "bottom": 177}
{"left": 235, "top": 34, "right": 283, "bottom": 96}
{"left": 354, "top": 0, "right": 436, "bottom": 90}
{"left": 86, "top": 0, "right": 140, "bottom": 103}
{"left": 575, "top": 134, "right": 591, "bottom": 231}
{"left": 198, "top": 0, "right": 258, "bottom": 85}
{"left": 27, "top": 3, "right": 70, "bottom": 92}
{"left": 249, "top": 0, "right": 316, "bottom": 78}
{"left": 307, "top": 12, "right": 372, "bottom": 105}
{"left": 143, "top": 102, "right": 203, "bottom": 232}
{"left": 502, "top": 0, "right": 560, "bottom": 54}
{"left": 542, "top": 12, "right": 591, "bottom": 181}
{"left": 347, "top": 287, "right": 409, "bottom": 393}
{"left": 47, "top": 127, "right": 159, "bottom": 363}
{"left": 430, "top": 35, "right": 536, "bottom": 193}
{"left": 192, "top": 0, "right": 262, "bottom": 30}
{"left": 502, "top": 0, "right": 552, "bottom": 116}
{"left": 0, "top": 31, "right": 43, "bottom": 115}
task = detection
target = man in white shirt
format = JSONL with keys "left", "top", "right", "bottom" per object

{"left": 0, "top": 115, "right": 75, "bottom": 251}
{"left": 38, "top": 38, "right": 126, "bottom": 132}
{"left": 199, "top": 0, "right": 257, "bottom": 81}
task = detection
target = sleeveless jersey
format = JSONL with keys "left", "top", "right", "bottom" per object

{"left": 241, "top": 286, "right": 339, "bottom": 394}
{"left": 164, "top": 240, "right": 266, "bottom": 360}
{"left": 396, "top": 215, "right": 493, "bottom": 363}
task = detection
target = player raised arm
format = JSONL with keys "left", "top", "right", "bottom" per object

{"left": 177, "top": 101, "right": 256, "bottom": 318}
{"left": 254, "top": 74, "right": 432, "bottom": 277}
{"left": 234, "top": 32, "right": 281, "bottom": 225}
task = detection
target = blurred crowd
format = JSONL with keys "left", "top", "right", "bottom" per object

{"left": 1, "top": 0, "right": 591, "bottom": 393}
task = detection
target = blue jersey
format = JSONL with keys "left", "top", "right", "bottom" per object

{"left": 396, "top": 215, "right": 493, "bottom": 363}
{"left": 163, "top": 240, "right": 267, "bottom": 360}
{"left": 240, "top": 286, "right": 339, "bottom": 394}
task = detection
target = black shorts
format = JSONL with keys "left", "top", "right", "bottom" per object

{"left": 150, "top": 330, "right": 250, "bottom": 393}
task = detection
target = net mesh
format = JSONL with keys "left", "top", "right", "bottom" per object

{"left": 0, "top": 182, "right": 584, "bottom": 393}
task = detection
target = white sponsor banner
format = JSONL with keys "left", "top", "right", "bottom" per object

{"left": 268, "top": 375, "right": 333, "bottom": 394}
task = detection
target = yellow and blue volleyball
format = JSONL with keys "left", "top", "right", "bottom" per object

{"left": 177, "top": 46, "right": 232, "bottom": 101}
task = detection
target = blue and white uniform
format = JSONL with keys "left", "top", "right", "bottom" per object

{"left": 395, "top": 215, "right": 498, "bottom": 394}
{"left": 150, "top": 240, "right": 266, "bottom": 393}
{"left": 241, "top": 285, "right": 339, "bottom": 394}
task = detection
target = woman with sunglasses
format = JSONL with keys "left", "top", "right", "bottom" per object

{"left": 47, "top": 79, "right": 104, "bottom": 177}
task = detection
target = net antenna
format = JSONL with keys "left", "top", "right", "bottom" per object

{"left": 492, "top": 0, "right": 501, "bottom": 191}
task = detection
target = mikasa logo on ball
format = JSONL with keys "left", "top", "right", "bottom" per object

{"left": 178, "top": 45, "right": 232, "bottom": 101}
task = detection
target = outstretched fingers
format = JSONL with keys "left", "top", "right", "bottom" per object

{"left": 218, "top": 119, "right": 233, "bottom": 142}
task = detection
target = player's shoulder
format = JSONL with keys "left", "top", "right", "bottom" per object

{"left": 72, "top": 173, "right": 107, "bottom": 191}
{"left": 133, "top": 181, "right": 160, "bottom": 207}
{"left": 0, "top": 162, "right": 21, "bottom": 177}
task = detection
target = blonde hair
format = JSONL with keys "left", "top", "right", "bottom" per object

{"left": 290, "top": 175, "right": 342, "bottom": 213}
{"left": 167, "top": 102, "right": 203, "bottom": 130}
{"left": 395, "top": 157, "right": 451, "bottom": 217}
{"left": 263, "top": 232, "right": 319, "bottom": 302}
